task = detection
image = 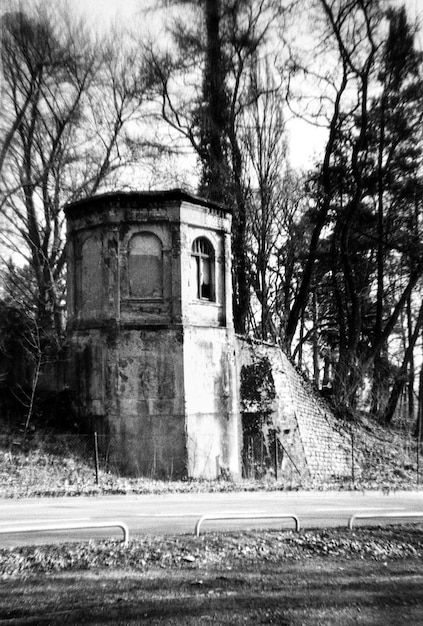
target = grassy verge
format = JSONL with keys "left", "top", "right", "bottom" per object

{"left": 1, "top": 527, "right": 423, "bottom": 624}
{"left": 1, "top": 416, "right": 422, "bottom": 498}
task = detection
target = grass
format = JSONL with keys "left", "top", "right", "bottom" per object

{"left": 2, "top": 561, "right": 423, "bottom": 625}
{"left": 1, "top": 527, "right": 423, "bottom": 624}
{"left": 0, "top": 416, "right": 422, "bottom": 498}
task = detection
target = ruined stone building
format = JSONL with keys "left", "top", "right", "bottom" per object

{"left": 65, "top": 190, "right": 351, "bottom": 482}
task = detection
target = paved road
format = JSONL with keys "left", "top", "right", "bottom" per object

{"left": 0, "top": 490, "right": 422, "bottom": 546}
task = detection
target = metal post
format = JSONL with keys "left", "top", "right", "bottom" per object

{"left": 418, "top": 365, "right": 423, "bottom": 487}
{"left": 248, "top": 436, "right": 253, "bottom": 479}
{"left": 351, "top": 427, "right": 355, "bottom": 488}
{"left": 260, "top": 433, "right": 264, "bottom": 475}
{"left": 274, "top": 430, "right": 278, "bottom": 481}
{"left": 417, "top": 423, "right": 420, "bottom": 488}
{"left": 94, "top": 431, "right": 99, "bottom": 485}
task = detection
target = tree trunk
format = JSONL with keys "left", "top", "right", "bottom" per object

{"left": 312, "top": 290, "right": 320, "bottom": 387}
{"left": 370, "top": 96, "right": 386, "bottom": 417}
{"left": 199, "top": 0, "right": 229, "bottom": 199}
{"left": 407, "top": 296, "right": 416, "bottom": 423}
{"left": 383, "top": 301, "right": 423, "bottom": 424}
{"left": 417, "top": 362, "right": 423, "bottom": 441}
{"left": 284, "top": 64, "right": 349, "bottom": 351}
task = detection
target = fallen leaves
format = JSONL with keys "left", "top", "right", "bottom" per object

{"left": 1, "top": 526, "right": 422, "bottom": 580}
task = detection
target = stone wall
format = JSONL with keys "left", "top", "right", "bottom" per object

{"left": 236, "top": 337, "right": 352, "bottom": 482}
{"left": 65, "top": 190, "right": 241, "bottom": 479}
{"left": 67, "top": 326, "right": 187, "bottom": 477}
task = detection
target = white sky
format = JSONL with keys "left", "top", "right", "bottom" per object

{"left": 70, "top": 0, "right": 422, "bottom": 28}
{"left": 69, "top": 0, "right": 423, "bottom": 169}
{"left": 72, "top": 0, "right": 144, "bottom": 27}
{"left": 2, "top": 0, "right": 422, "bottom": 171}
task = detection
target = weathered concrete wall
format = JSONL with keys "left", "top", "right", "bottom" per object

{"left": 65, "top": 190, "right": 241, "bottom": 479}
{"left": 112, "top": 329, "right": 186, "bottom": 477}
{"left": 179, "top": 204, "right": 231, "bottom": 329}
{"left": 179, "top": 197, "right": 240, "bottom": 478}
{"left": 235, "top": 338, "right": 351, "bottom": 482}
{"left": 66, "top": 197, "right": 183, "bottom": 328}
{"left": 184, "top": 327, "right": 240, "bottom": 478}
{"left": 68, "top": 328, "right": 187, "bottom": 477}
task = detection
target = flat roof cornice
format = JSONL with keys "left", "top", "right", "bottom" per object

{"left": 64, "top": 188, "right": 230, "bottom": 216}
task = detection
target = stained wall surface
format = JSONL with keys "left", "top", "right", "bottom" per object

{"left": 68, "top": 327, "right": 187, "bottom": 476}
{"left": 66, "top": 190, "right": 350, "bottom": 482}
{"left": 65, "top": 190, "right": 240, "bottom": 478}
{"left": 235, "top": 338, "right": 351, "bottom": 482}
{"left": 184, "top": 326, "right": 240, "bottom": 478}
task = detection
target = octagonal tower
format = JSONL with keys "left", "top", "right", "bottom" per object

{"left": 65, "top": 189, "right": 240, "bottom": 478}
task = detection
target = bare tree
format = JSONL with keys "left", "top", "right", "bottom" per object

{"left": 283, "top": 0, "right": 382, "bottom": 353}
{"left": 142, "top": 0, "right": 282, "bottom": 333}
{"left": 0, "top": 2, "right": 148, "bottom": 338}
{"left": 241, "top": 60, "right": 295, "bottom": 340}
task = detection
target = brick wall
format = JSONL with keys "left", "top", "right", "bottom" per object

{"left": 236, "top": 337, "right": 352, "bottom": 483}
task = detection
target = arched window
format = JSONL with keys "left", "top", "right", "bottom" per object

{"left": 191, "top": 237, "right": 214, "bottom": 301}
{"left": 129, "top": 233, "right": 163, "bottom": 299}
{"left": 80, "top": 235, "right": 103, "bottom": 314}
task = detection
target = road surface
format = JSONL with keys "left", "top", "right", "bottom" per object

{"left": 0, "top": 490, "right": 422, "bottom": 546}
